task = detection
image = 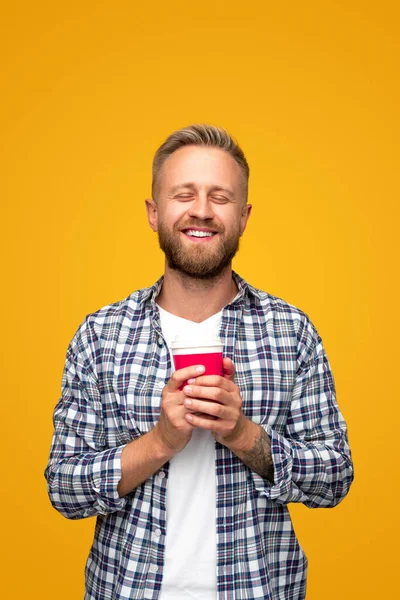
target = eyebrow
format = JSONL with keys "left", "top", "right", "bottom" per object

{"left": 168, "top": 182, "right": 234, "bottom": 198}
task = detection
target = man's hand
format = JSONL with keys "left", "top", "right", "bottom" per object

{"left": 181, "top": 357, "right": 248, "bottom": 448}
{"left": 181, "top": 358, "right": 274, "bottom": 482}
{"left": 154, "top": 364, "right": 206, "bottom": 456}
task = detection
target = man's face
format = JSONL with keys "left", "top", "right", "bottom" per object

{"left": 146, "top": 145, "right": 251, "bottom": 279}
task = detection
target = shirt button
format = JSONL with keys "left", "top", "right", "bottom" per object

{"left": 157, "top": 471, "right": 165, "bottom": 479}
{"left": 154, "top": 528, "right": 162, "bottom": 537}
{"left": 157, "top": 336, "right": 163, "bottom": 346}
{"left": 157, "top": 381, "right": 164, "bottom": 390}
{"left": 150, "top": 564, "right": 159, "bottom": 573}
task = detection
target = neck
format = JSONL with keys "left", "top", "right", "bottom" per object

{"left": 156, "top": 263, "right": 238, "bottom": 322}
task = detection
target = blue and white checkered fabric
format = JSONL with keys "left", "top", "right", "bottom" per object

{"left": 45, "top": 272, "right": 353, "bottom": 599}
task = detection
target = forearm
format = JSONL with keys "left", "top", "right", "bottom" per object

{"left": 226, "top": 418, "right": 275, "bottom": 483}
{"left": 46, "top": 426, "right": 175, "bottom": 517}
{"left": 250, "top": 423, "right": 354, "bottom": 507}
{"left": 117, "top": 425, "right": 174, "bottom": 497}
{"left": 46, "top": 445, "right": 127, "bottom": 519}
{"left": 269, "top": 426, "right": 353, "bottom": 506}
{"left": 225, "top": 417, "right": 353, "bottom": 507}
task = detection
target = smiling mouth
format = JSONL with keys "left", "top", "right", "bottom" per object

{"left": 183, "top": 229, "right": 216, "bottom": 238}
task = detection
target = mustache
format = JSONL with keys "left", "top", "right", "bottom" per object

{"left": 175, "top": 219, "right": 224, "bottom": 233}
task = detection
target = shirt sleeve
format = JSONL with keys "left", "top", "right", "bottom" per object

{"left": 44, "top": 319, "right": 128, "bottom": 519}
{"left": 251, "top": 319, "right": 354, "bottom": 508}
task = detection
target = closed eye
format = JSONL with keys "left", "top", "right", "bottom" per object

{"left": 175, "top": 194, "right": 194, "bottom": 200}
{"left": 210, "top": 195, "right": 229, "bottom": 203}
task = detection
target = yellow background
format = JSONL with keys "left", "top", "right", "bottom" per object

{"left": 1, "top": 1, "right": 399, "bottom": 597}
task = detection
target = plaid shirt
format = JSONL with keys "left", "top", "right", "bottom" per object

{"left": 45, "top": 273, "right": 353, "bottom": 600}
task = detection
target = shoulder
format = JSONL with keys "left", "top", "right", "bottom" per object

{"left": 242, "top": 278, "right": 321, "bottom": 350}
{"left": 69, "top": 283, "right": 155, "bottom": 355}
{"left": 242, "top": 276, "right": 309, "bottom": 321}
{"left": 87, "top": 287, "right": 148, "bottom": 328}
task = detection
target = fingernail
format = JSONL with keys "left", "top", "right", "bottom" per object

{"left": 196, "top": 365, "right": 205, "bottom": 373}
{"left": 186, "top": 413, "right": 193, "bottom": 422}
{"left": 187, "top": 378, "right": 195, "bottom": 384}
{"left": 184, "top": 386, "right": 192, "bottom": 394}
{"left": 184, "top": 398, "right": 192, "bottom": 406}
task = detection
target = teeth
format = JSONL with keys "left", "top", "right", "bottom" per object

{"left": 186, "top": 230, "right": 214, "bottom": 238}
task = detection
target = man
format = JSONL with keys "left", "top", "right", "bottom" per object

{"left": 45, "top": 124, "right": 354, "bottom": 600}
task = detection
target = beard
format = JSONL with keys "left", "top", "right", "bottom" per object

{"left": 157, "top": 219, "right": 241, "bottom": 280}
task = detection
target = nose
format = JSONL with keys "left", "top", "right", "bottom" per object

{"left": 188, "top": 193, "right": 214, "bottom": 221}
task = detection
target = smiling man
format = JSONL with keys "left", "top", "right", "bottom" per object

{"left": 45, "top": 124, "right": 354, "bottom": 600}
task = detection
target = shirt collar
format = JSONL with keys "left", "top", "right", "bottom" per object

{"left": 138, "top": 271, "right": 262, "bottom": 307}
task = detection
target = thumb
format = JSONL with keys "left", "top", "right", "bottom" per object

{"left": 223, "top": 357, "right": 235, "bottom": 382}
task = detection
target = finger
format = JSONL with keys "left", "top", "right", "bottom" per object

{"left": 185, "top": 374, "right": 235, "bottom": 391}
{"left": 183, "top": 384, "right": 229, "bottom": 404}
{"left": 185, "top": 411, "right": 219, "bottom": 430}
{"left": 222, "top": 357, "right": 235, "bottom": 381}
{"left": 166, "top": 365, "right": 205, "bottom": 391}
{"left": 185, "top": 409, "right": 218, "bottom": 421}
{"left": 184, "top": 397, "right": 227, "bottom": 418}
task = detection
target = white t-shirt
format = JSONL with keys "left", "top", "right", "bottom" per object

{"left": 158, "top": 305, "right": 222, "bottom": 600}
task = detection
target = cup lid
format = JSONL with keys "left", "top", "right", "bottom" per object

{"left": 171, "top": 334, "right": 222, "bottom": 350}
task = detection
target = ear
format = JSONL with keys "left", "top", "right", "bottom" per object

{"left": 239, "top": 203, "right": 252, "bottom": 236}
{"left": 145, "top": 199, "right": 159, "bottom": 232}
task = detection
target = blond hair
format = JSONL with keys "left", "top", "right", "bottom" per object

{"left": 152, "top": 124, "right": 249, "bottom": 201}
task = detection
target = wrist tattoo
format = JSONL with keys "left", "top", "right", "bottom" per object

{"left": 241, "top": 428, "right": 274, "bottom": 483}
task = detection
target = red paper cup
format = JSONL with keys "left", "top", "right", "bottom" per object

{"left": 171, "top": 338, "right": 223, "bottom": 388}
